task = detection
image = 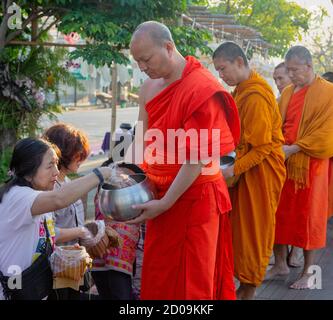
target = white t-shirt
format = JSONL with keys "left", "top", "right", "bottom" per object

{"left": 0, "top": 186, "right": 55, "bottom": 299}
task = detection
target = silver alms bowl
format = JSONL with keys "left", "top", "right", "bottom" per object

{"left": 220, "top": 151, "right": 236, "bottom": 170}
{"left": 99, "top": 173, "right": 156, "bottom": 222}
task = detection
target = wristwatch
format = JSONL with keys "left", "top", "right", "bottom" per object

{"left": 93, "top": 168, "right": 104, "bottom": 185}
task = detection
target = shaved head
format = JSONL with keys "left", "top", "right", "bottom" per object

{"left": 131, "top": 21, "right": 174, "bottom": 47}
{"left": 213, "top": 41, "right": 249, "bottom": 67}
{"left": 284, "top": 45, "right": 315, "bottom": 88}
{"left": 273, "top": 62, "right": 292, "bottom": 93}
{"left": 285, "top": 46, "right": 313, "bottom": 65}
{"left": 274, "top": 62, "right": 287, "bottom": 71}
{"left": 130, "top": 21, "right": 179, "bottom": 80}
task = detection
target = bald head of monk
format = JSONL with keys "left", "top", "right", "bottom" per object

{"left": 284, "top": 45, "right": 315, "bottom": 89}
{"left": 130, "top": 21, "right": 184, "bottom": 80}
{"left": 273, "top": 62, "right": 292, "bottom": 94}
{"left": 212, "top": 41, "right": 251, "bottom": 86}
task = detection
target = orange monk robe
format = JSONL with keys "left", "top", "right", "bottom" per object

{"left": 230, "top": 71, "right": 286, "bottom": 286}
{"left": 329, "top": 159, "right": 333, "bottom": 219}
{"left": 140, "top": 56, "right": 240, "bottom": 300}
{"left": 275, "top": 77, "right": 333, "bottom": 249}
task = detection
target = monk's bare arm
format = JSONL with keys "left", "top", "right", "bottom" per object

{"left": 127, "top": 162, "right": 204, "bottom": 224}
{"left": 161, "top": 162, "right": 204, "bottom": 208}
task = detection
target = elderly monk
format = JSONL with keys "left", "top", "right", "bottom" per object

{"left": 273, "top": 62, "right": 292, "bottom": 96}
{"left": 213, "top": 42, "right": 286, "bottom": 300}
{"left": 273, "top": 63, "right": 302, "bottom": 268}
{"left": 322, "top": 72, "right": 333, "bottom": 219}
{"left": 267, "top": 46, "right": 333, "bottom": 289}
{"left": 125, "top": 21, "right": 241, "bottom": 300}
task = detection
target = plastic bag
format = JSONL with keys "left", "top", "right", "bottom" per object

{"left": 80, "top": 220, "right": 105, "bottom": 247}
{"left": 50, "top": 246, "right": 92, "bottom": 281}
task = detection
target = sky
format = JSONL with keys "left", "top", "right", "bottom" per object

{"left": 289, "top": 0, "right": 333, "bottom": 15}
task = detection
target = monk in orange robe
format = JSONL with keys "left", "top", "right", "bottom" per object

{"left": 213, "top": 42, "right": 286, "bottom": 300}
{"left": 322, "top": 72, "right": 333, "bottom": 219}
{"left": 125, "top": 21, "right": 241, "bottom": 300}
{"left": 267, "top": 46, "right": 333, "bottom": 289}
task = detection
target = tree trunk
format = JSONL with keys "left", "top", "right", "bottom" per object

{"left": 0, "top": 127, "right": 17, "bottom": 153}
{"left": 109, "top": 63, "right": 118, "bottom": 157}
{"left": 31, "top": 7, "right": 38, "bottom": 41}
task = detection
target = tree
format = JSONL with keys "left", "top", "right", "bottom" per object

{"left": 209, "top": 0, "right": 311, "bottom": 56}
{"left": 307, "top": 8, "right": 333, "bottom": 74}
{"left": 1, "top": 1, "right": 212, "bottom": 66}
{"left": 0, "top": 0, "right": 213, "bottom": 156}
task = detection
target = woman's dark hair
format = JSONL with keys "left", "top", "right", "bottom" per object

{"left": 42, "top": 123, "right": 90, "bottom": 170}
{"left": 0, "top": 138, "right": 59, "bottom": 202}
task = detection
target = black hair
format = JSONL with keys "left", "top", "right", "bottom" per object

{"left": 0, "top": 138, "right": 58, "bottom": 202}
{"left": 322, "top": 72, "right": 333, "bottom": 83}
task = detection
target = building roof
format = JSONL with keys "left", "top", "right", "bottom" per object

{"left": 183, "top": 6, "right": 273, "bottom": 55}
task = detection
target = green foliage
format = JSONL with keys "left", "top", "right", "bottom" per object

{"left": 188, "top": 0, "right": 209, "bottom": 5}
{"left": 1, "top": 0, "right": 212, "bottom": 65}
{"left": 0, "top": 148, "right": 12, "bottom": 184}
{"left": 0, "top": 0, "right": 215, "bottom": 151}
{"left": 210, "top": 0, "right": 311, "bottom": 57}
{"left": 171, "top": 26, "right": 213, "bottom": 57}
{"left": 0, "top": 46, "right": 76, "bottom": 137}
{"left": 55, "top": 0, "right": 189, "bottom": 65}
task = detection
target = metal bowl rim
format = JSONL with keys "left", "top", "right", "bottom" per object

{"left": 100, "top": 173, "right": 152, "bottom": 192}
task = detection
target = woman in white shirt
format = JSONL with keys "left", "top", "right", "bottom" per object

{"left": 43, "top": 123, "right": 92, "bottom": 300}
{"left": 0, "top": 138, "right": 112, "bottom": 300}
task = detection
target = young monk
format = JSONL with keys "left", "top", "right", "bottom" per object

{"left": 267, "top": 46, "right": 333, "bottom": 289}
{"left": 213, "top": 42, "right": 287, "bottom": 300}
{"left": 124, "top": 21, "right": 241, "bottom": 300}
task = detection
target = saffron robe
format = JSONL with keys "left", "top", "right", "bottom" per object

{"left": 275, "top": 77, "right": 333, "bottom": 249}
{"left": 140, "top": 56, "right": 240, "bottom": 300}
{"left": 230, "top": 71, "right": 286, "bottom": 286}
{"left": 329, "top": 159, "right": 333, "bottom": 219}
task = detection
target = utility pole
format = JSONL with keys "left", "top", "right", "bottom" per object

{"left": 109, "top": 63, "right": 118, "bottom": 157}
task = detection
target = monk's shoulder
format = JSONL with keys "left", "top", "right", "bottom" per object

{"left": 241, "top": 92, "right": 275, "bottom": 120}
{"left": 242, "top": 92, "right": 269, "bottom": 108}
{"left": 140, "top": 78, "right": 165, "bottom": 105}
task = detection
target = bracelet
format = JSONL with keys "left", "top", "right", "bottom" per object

{"left": 93, "top": 168, "right": 104, "bottom": 185}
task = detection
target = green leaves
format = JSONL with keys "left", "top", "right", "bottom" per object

{"left": 210, "top": 0, "right": 311, "bottom": 57}
{"left": 171, "top": 26, "right": 213, "bottom": 58}
{"left": 69, "top": 44, "right": 130, "bottom": 67}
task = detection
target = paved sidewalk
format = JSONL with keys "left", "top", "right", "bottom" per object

{"left": 256, "top": 218, "right": 333, "bottom": 300}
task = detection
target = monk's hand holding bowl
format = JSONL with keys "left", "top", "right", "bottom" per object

{"left": 126, "top": 199, "right": 170, "bottom": 224}
{"left": 222, "top": 164, "right": 235, "bottom": 179}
